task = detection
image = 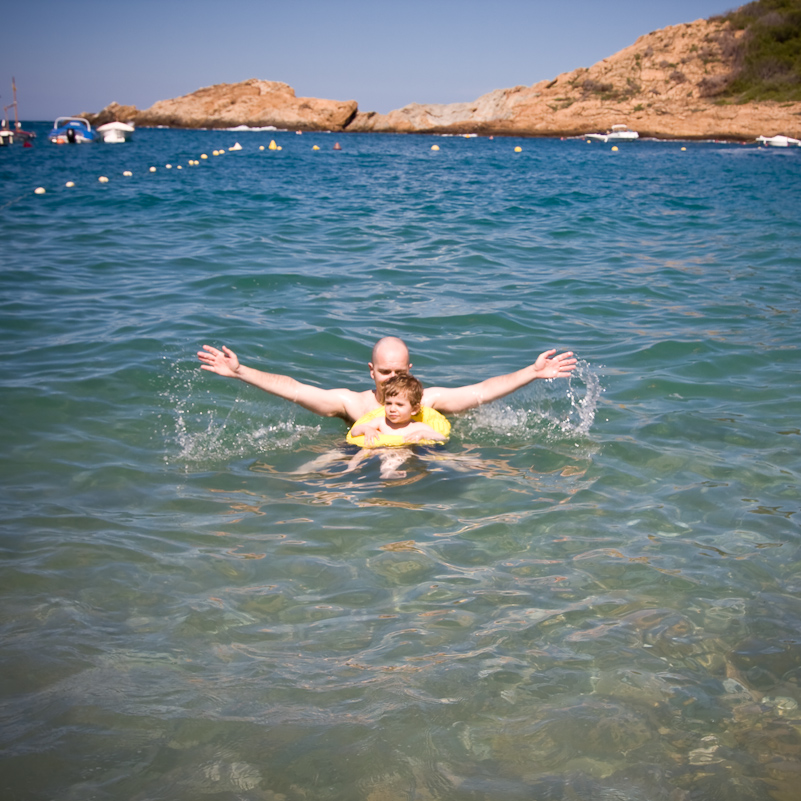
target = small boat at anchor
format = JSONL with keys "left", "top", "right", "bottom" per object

{"left": 49, "top": 117, "right": 98, "bottom": 144}
{"left": 97, "top": 121, "right": 135, "bottom": 143}
{"left": 0, "top": 126, "right": 32, "bottom": 146}
{"left": 584, "top": 124, "right": 639, "bottom": 143}
{"left": 1, "top": 78, "right": 36, "bottom": 146}
{"left": 756, "top": 134, "right": 801, "bottom": 147}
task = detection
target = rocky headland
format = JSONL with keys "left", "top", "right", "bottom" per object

{"left": 90, "top": 80, "right": 357, "bottom": 132}
{"left": 87, "top": 16, "right": 801, "bottom": 139}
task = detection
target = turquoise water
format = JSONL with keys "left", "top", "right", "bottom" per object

{"left": 2, "top": 126, "right": 801, "bottom": 800}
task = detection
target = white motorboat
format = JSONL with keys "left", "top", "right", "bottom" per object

{"left": 96, "top": 121, "right": 135, "bottom": 143}
{"left": 756, "top": 134, "right": 801, "bottom": 147}
{"left": 584, "top": 124, "right": 639, "bottom": 143}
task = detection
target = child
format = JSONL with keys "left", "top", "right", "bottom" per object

{"left": 350, "top": 374, "right": 447, "bottom": 446}
{"left": 346, "top": 374, "right": 447, "bottom": 476}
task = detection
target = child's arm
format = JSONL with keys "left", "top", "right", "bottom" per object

{"left": 402, "top": 424, "right": 447, "bottom": 443}
{"left": 350, "top": 421, "right": 382, "bottom": 446}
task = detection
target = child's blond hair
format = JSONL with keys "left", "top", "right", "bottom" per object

{"left": 382, "top": 374, "right": 423, "bottom": 408}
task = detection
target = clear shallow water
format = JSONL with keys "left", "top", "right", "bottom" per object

{"left": 2, "top": 126, "right": 800, "bottom": 800}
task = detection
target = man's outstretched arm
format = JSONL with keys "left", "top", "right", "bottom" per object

{"left": 422, "top": 349, "right": 577, "bottom": 415}
{"left": 198, "top": 345, "right": 361, "bottom": 420}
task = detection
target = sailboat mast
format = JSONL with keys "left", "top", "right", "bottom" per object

{"left": 12, "top": 77, "right": 20, "bottom": 128}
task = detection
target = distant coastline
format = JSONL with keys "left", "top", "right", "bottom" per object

{"left": 85, "top": 15, "right": 801, "bottom": 140}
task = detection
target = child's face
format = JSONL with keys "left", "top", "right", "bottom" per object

{"left": 384, "top": 391, "right": 418, "bottom": 425}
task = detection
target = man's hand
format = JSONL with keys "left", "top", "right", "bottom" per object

{"left": 533, "top": 349, "right": 577, "bottom": 379}
{"left": 198, "top": 345, "right": 241, "bottom": 378}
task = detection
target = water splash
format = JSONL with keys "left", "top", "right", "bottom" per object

{"left": 160, "top": 357, "right": 321, "bottom": 468}
{"left": 559, "top": 359, "right": 602, "bottom": 435}
{"left": 160, "top": 356, "right": 600, "bottom": 467}
{"left": 172, "top": 412, "right": 320, "bottom": 467}
{"left": 458, "top": 360, "right": 601, "bottom": 444}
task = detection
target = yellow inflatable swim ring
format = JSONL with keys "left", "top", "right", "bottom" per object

{"left": 346, "top": 406, "right": 451, "bottom": 449}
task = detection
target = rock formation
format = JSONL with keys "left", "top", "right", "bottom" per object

{"left": 347, "top": 18, "right": 801, "bottom": 139}
{"left": 88, "top": 79, "right": 358, "bottom": 132}
{"left": 87, "top": 18, "right": 801, "bottom": 139}
{"left": 90, "top": 102, "right": 139, "bottom": 127}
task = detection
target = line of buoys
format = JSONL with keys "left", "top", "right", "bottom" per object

{"left": 28, "top": 142, "right": 234, "bottom": 198}
{"left": 28, "top": 143, "right": 237, "bottom": 196}
{"left": 31, "top": 135, "right": 646, "bottom": 199}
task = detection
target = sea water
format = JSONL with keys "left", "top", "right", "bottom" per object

{"left": 1, "top": 126, "right": 800, "bottom": 800}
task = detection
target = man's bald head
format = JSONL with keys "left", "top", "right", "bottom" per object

{"left": 372, "top": 337, "right": 410, "bottom": 365}
{"left": 369, "top": 337, "right": 412, "bottom": 399}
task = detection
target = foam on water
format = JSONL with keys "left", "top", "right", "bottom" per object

{"left": 173, "top": 409, "right": 322, "bottom": 466}
{"left": 224, "top": 125, "right": 280, "bottom": 132}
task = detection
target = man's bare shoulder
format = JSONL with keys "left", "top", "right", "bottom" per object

{"left": 338, "top": 388, "right": 381, "bottom": 423}
{"left": 421, "top": 387, "right": 446, "bottom": 408}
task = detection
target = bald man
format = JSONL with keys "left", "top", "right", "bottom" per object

{"left": 197, "top": 336, "right": 577, "bottom": 425}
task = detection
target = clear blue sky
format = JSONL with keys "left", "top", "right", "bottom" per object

{"left": 6, "top": 0, "right": 739, "bottom": 121}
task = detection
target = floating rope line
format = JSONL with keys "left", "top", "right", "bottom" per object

{"left": 7, "top": 137, "right": 590, "bottom": 211}
{"left": 0, "top": 191, "right": 35, "bottom": 212}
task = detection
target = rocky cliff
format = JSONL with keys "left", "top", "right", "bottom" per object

{"left": 348, "top": 18, "right": 801, "bottom": 139}
{"left": 88, "top": 17, "right": 801, "bottom": 138}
